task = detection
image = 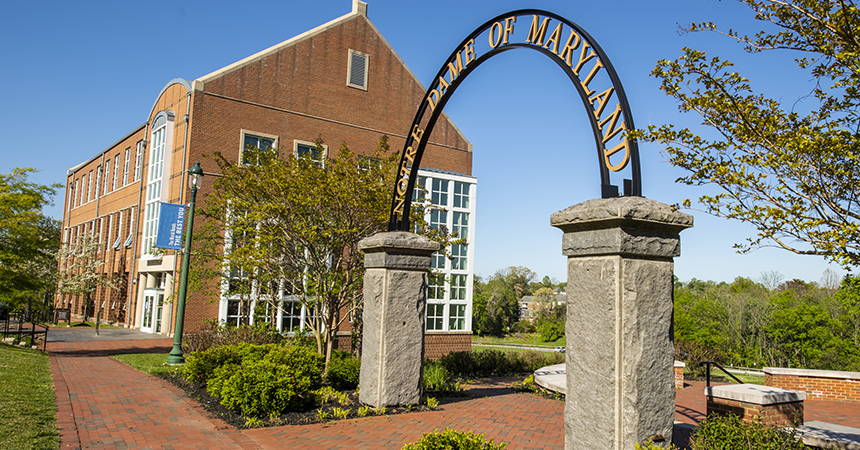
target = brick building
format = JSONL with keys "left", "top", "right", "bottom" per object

{"left": 58, "top": 0, "right": 474, "bottom": 356}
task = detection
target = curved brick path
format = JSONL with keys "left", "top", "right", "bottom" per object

{"left": 48, "top": 336, "right": 860, "bottom": 449}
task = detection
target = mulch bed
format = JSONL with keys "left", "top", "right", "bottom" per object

{"left": 158, "top": 373, "right": 527, "bottom": 429}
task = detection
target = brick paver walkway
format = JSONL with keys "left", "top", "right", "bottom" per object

{"left": 48, "top": 337, "right": 860, "bottom": 449}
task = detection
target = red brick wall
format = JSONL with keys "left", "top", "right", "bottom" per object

{"left": 766, "top": 372, "right": 860, "bottom": 403}
{"left": 706, "top": 396, "right": 803, "bottom": 427}
{"left": 423, "top": 332, "right": 472, "bottom": 360}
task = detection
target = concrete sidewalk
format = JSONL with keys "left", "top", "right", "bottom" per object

{"left": 48, "top": 337, "right": 860, "bottom": 449}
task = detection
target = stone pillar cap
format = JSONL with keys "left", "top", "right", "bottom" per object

{"left": 358, "top": 231, "right": 439, "bottom": 254}
{"left": 706, "top": 384, "right": 806, "bottom": 404}
{"left": 551, "top": 197, "right": 693, "bottom": 233}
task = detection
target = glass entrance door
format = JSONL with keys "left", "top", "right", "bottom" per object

{"left": 141, "top": 292, "right": 164, "bottom": 333}
{"left": 141, "top": 293, "right": 155, "bottom": 333}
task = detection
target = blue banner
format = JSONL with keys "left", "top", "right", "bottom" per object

{"left": 155, "top": 202, "right": 186, "bottom": 249}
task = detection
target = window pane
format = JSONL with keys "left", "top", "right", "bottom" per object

{"left": 431, "top": 179, "right": 448, "bottom": 206}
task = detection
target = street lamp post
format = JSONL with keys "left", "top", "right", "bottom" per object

{"left": 167, "top": 161, "right": 204, "bottom": 364}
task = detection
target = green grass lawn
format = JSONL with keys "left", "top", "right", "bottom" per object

{"left": 112, "top": 352, "right": 187, "bottom": 376}
{"left": 472, "top": 333, "right": 565, "bottom": 347}
{"left": 0, "top": 343, "right": 58, "bottom": 450}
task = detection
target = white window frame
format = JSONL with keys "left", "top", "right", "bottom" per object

{"left": 346, "top": 49, "right": 369, "bottom": 90}
{"left": 426, "top": 303, "right": 444, "bottom": 331}
{"left": 103, "top": 160, "right": 110, "bottom": 196}
{"left": 134, "top": 141, "right": 144, "bottom": 182}
{"left": 294, "top": 140, "right": 327, "bottom": 166}
{"left": 123, "top": 148, "right": 130, "bottom": 186}
{"left": 239, "top": 130, "right": 278, "bottom": 166}
{"left": 113, "top": 154, "right": 120, "bottom": 191}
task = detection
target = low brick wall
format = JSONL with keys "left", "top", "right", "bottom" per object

{"left": 675, "top": 361, "right": 685, "bottom": 389}
{"left": 706, "top": 384, "right": 805, "bottom": 427}
{"left": 424, "top": 332, "right": 472, "bottom": 360}
{"left": 765, "top": 367, "right": 860, "bottom": 403}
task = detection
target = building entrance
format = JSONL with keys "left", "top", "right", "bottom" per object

{"left": 140, "top": 291, "right": 164, "bottom": 333}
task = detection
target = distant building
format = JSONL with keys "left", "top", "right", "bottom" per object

{"left": 58, "top": 0, "right": 474, "bottom": 357}
{"left": 519, "top": 289, "right": 566, "bottom": 320}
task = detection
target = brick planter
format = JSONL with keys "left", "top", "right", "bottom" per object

{"left": 706, "top": 384, "right": 805, "bottom": 427}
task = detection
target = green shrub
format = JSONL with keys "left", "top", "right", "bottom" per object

{"left": 402, "top": 428, "right": 507, "bottom": 449}
{"left": 511, "top": 320, "right": 536, "bottom": 333}
{"left": 438, "top": 350, "right": 564, "bottom": 378}
{"left": 185, "top": 342, "right": 280, "bottom": 383}
{"left": 327, "top": 351, "right": 360, "bottom": 390}
{"left": 691, "top": 414, "right": 807, "bottom": 450}
{"left": 423, "top": 362, "right": 459, "bottom": 392}
{"left": 211, "top": 345, "right": 323, "bottom": 418}
{"left": 538, "top": 321, "right": 564, "bottom": 342}
{"left": 634, "top": 441, "right": 677, "bottom": 449}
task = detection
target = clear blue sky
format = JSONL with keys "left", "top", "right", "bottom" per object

{"left": 0, "top": 0, "right": 845, "bottom": 285}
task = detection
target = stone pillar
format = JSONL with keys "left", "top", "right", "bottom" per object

{"left": 551, "top": 197, "right": 693, "bottom": 449}
{"left": 358, "top": 231, "right": 439, "bottom": 407}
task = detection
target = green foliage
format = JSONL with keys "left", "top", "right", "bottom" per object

{"left": 326, "top": 350, "right": 361, "bottom": 390}
{"left": 423, "top": 362, "right": 460, "bottom": 392}
{"left": 193, "top": 138, "right": 397, "bottom": 368}
{"left": 185, "top": 343, "right": 281, "bottom": 384}
{"left": 538, "top": 321, "right": 564, "bottom": 342}
{"left": 437, "top": 350, "right": 563, "bottom": 378}
{"left": 510, "top": 320, "right": 536, "bottom": 333}
{"left": 207, "top": 345, "right": 323, "bottom": 418}
{"left": 638, "top": 0, "right": 860, "bottom": 269}
{"left": 691, "top": 414, "right": 807, "bottom": 450}
{"left": 401, "top": 428, "right": 507, "bottom": 450}
{"left": 0, "top": 343, "right": 58, "bottom": 450}
{"left": 0, "top": 168, "right": 61, "bottom": 313}
{"left": 182, "top": 321, "right": 285, "bottom": 354}
{"left": 473, "top": 267, "right": 537, "bottom": 336}
{"left": 673, "top": 275, "right": 860, "bottom": 371}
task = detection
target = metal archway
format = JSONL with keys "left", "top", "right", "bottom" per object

{"left": 388, "top": 9, "right": 641, "bottom": 231}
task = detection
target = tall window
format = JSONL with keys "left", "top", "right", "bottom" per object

{"left": 281, "top": 300, "right": 302, "bottom": 333}
{"left": 142, "top": 120, "right": 166, "bottom": 255}
{"left": 430, "top": 209, "right": 446, "bottom": 230}
{"left": 454, "top": 181, "right": 470, "bottom": 208}
{"left": 123, "top": 148, "right": 130, "bottom": 186}
{"left": 449, "top": 304, "right": 466, "bottom": 331}
{"left": 451, "top": 244, "right": 468, "bottom": 270}
{"left": 242, "top": 133, "right": 275, "bottom": 165}
{"left": 67, "top": 182, "right": 73, "bottom": 211}
{"left": 113, "top": 155, "right": 120, "bottom": 191}
{"left": 74, "top": 178, "right": 80, "bottom": 207}
{"left": 134, "top": 141, "right": 143, "bottom": 181}
{"left": 453, "top": 212, "right": 469, "bottom": 239}
{"left": 84, "top": 173, "right": 91, "bottom": 202}
{"left": 96, "top": 166, "right": 103, "bottom": 198}
{"left": 103, "top": 160, "right": 110, "bottom": 195}
{"left": 426, "top": 303, "right": 444, "bottom": 331}
{"left": 431, "top": 179, "right": 448, "bottom": 206}
{"left": 428, "top": 273, "right": 445, "bottom": 300}
{"left": 450, "top": 274, "right": 467, "bottom": 300}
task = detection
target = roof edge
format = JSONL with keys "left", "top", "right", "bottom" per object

{"left": 194, "top": 1, "right": 367, "bottom": 90}
{"left": 360, "top": 15, "right": 473, "bottom": 152}
{"left": 67, "top": 123, "right": 147, "bottom": 176}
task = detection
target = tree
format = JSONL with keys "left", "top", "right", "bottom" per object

{"left": 57, "top": 232, "right": 119, "bottom": 334}
{"left": 195, "top": 137, "right": 451, "bottom": 369}
{"left": 472, "top": 266, "right": 537, "bottom": 336}
{"left": 640, "top": 1, "right": 860, "bottom": 268}
{"left": 0, "top": 168, "right": 61, "bottom": 317}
